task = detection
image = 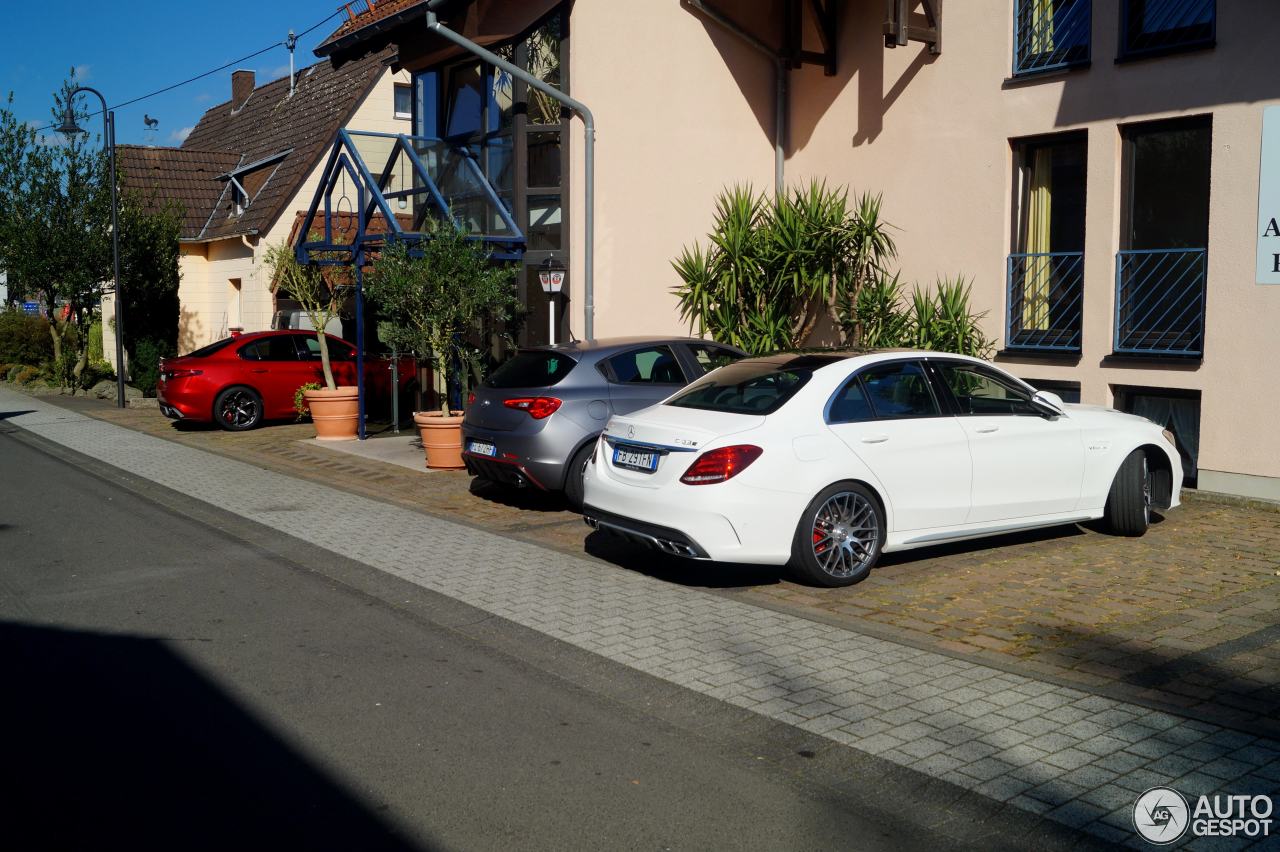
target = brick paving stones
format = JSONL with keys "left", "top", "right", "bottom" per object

{"left": 4, "top": 387, "right": 1279, "bottom": 848}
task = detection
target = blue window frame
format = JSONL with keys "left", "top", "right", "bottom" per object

{"left": 1013, "top": 0, "right": 1091, "bottom": 76}
{"left": 1120, "top": 0, "right": 1215, "bottom": 59}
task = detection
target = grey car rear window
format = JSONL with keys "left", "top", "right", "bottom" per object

{"left": 667, "top": 361, "right": 813, "bottom": 415}
{"left": 486, "top": 351, "right": 578, "bottom": 389}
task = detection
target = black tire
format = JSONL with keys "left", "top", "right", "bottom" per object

{"left": 562, "top": 442, "right": 595, "bottom": 512}
{"left": 789, "top": 482, "right": 885, "bottom": 588}
{"left": 1104, "top": 450, "right": 1151, "bottom": 537}
{"left": 213, "top": 386, "right": 264, "bottom": 432}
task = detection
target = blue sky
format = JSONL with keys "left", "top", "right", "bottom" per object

{"left": 1, "top": 0, "right": 349, "bottom": 146}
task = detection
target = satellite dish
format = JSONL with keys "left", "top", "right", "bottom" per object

{"left": 144, "top": 114, "right": 159, "bottom": 129}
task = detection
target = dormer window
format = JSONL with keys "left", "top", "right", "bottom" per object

{"left": 219, "top": 149, "right": 292, "bottom": 219}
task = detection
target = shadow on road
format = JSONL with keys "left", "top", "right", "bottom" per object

{"left": 1, "top": 620, "right": 430, "bottom": 851}
{"left": 0, "top": 409, "right": 36, "bottom": 421}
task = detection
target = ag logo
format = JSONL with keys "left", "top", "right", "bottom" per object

{"left": 1134, "top": 787, "right": 1190, "bottom": 844}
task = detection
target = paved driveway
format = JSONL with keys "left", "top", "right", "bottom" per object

{"left": 34, "top": 391, "right": 1280, "bottom": 740}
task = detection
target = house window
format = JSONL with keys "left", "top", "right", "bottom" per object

{"left": 1022, "top": 378, "right": 1081, "bottom": 403}
{"left": 1007, "top": 134, "right": 1086, "bottom": 351}
{"left": 1121, "top": 0, "right": 1215, "bottom": 59}
{"left": 393, "top": 83, "right": 412, "bottom": 120}
{"left": 1115, "top": 117, "right": 1211, "bottom": 355}
{"left": 1113, "top": 386, "right": 1200, "bottom": 485}
{"left": 1013, "top": 0, "right": 1091, "bottom": 76}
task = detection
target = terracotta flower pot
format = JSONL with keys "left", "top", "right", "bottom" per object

{"left": 414, "top": 410, "right": 465, "bottom": 469}
{"left": 304, "top": 386, "right": 360, "bottom": 440}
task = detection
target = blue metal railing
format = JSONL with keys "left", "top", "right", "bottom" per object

{"left": 1121, "top": 0, "right": 1215, "bottom": 57}
{"left": 1006, "top": 252, "right": 1084, "bottom": 352}
{"left": 1114, "top": 248, "right": 1206, "bottom": 356}
{"left": 1013, "top": 0, "right": 1091, "bottom": 76}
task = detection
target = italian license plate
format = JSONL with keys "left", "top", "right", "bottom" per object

{"left": 612, "top": 444, "right": 658, "bottom": 473}
{"left": 467, "top": 440, "right": 497, "bottom": 457}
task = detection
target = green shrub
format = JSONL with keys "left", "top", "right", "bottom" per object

{"left": 131, "top": 337, "right": 175, "bottom": 397}
{"left": 0, "top": 309, "right": 54, "bottom": 365}
{"left": 14, "top": 366, "right": 43, "bottom": 386}
{"left": 79, "top": 360, "right": 116, "bottom": 390}
{"left": 88, "top": 319, "right": 105, "bottom": 363}
{"left": 7, "top": 365, "right": 27, "bottom": 382}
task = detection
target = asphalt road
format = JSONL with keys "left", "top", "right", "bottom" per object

{"left": 0, "top": 424, "right": 1102, "bottom": 851}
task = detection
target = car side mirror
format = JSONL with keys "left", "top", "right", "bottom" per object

{"left": 1031, "top": 390, "right": 1066, "bottom": 419}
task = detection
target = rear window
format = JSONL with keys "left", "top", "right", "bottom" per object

{"left": 666, "top": 361, "right": 813, "bottom": 415}
{"left": 486, "top": 350, "right": 577, "bottom": 389}
{"left": 185, "top": 338, "right": 238, "bottom": 358}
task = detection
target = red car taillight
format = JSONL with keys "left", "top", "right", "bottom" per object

{"left": 503, "top": 397, "right": 562, "bottom": 419}
{"left": 165, "top": 369, "right": 203, "bottom": 380}
{"left": 680, "top": 445, "right": 763, "bottom": 485}
{"left": 467, "top": 391, "right": 476, "bottom": 406}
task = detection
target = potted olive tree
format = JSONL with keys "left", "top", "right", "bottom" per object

{"left": 365, "top": 227, "right": 519, "bottom": 469}
{"left": 263, "top": 242, "right": 358, "bottom": 440}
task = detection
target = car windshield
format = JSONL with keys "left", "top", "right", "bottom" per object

{"left": 666, "top": 360, "right": 813, "bottom": 415}
{"left": 486, "top": 350, "right": 578, "bottom": 389}
{"left": 184, "top": 338, "right": 238, "bottom": 358}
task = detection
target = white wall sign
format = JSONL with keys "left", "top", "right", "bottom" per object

{"left": 1258, "top": 105, "right": 1280, "bottom": 284}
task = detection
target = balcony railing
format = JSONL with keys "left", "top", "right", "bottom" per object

{"left": 1006, "top": 252, "right": 1084, "bottom": 352}
{"left": 1013, "top": 0, "right": 1091, "bottom": 76}
{"left": 1114, "top": 248, "right": 1206, "bottom": 356}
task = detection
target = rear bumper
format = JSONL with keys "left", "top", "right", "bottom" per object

{"left": 462, "top": 451, "right": 549, "bottom": 490}
{"left": 460, "top": 424, "right": 581, "bottom": 491}
{"left": 583, "top": 505, "right": 710, "bottom": 559}
{"left": 158, "top": 402, "right": 184, "bottom": 421}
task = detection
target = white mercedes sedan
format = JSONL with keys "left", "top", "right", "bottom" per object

{"left": 582, "top": 351, "right": 1182, "bottom": 587}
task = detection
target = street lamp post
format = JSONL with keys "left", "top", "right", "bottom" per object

{"left": 57, "top": 87, "right": 125, "bottom": 409}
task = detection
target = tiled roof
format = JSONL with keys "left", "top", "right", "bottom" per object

{"left": 316, "top": 0, "right": 433, "bottom": 56}
{"left": 115, "top": 146, "right": 240, "bottom": 238}
{"left": 118, "top": 48, "right": 394, "bottom": 243}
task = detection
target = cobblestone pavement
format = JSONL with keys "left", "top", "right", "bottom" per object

{"left": 37, "top": 390, "right": 1280, "bottom": 741}
{"left": 4, "top": 387, "right": 1278, "bottom": 849}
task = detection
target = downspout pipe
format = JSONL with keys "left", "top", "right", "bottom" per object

{"left": 682, "top": 0, "right": 785, "bottom": 195}
{"left": 425, "top": 12, "right": 598, "bottom": 340}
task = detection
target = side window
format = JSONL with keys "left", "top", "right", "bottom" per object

{"left": 860, "top": 362, "right": 939, "bottom": 419}
{"left": 939, "top": 363, "right": 1037, "bottom": 416}
{"left": 238, "top": 337, "right": 299, "bottom": 362}
{"left": 828, "top": 377, "right": 874, "bottom": 423}
{"left": 606, "top": 346, "right": 684, "bottom": 385}
{"left": 686, "top": 344, "right": 743, "bottom": 376}
{"left": 296, "top": 335, "right": 353, "bottom": 362}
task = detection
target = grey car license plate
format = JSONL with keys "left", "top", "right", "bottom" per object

{"left": 612, "top": 444, "right": 658, "bottom": 473}
{"left": 467, "top": 439, "right": 497, "bottom": 457}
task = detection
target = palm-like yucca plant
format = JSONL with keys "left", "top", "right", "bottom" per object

{"left": 851, "top": 272, "right": 911, "bottom": 349}
{"left": 904, "top": 276, "right": 994, "bottom": 358}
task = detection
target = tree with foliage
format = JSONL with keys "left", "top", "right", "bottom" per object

{"left": 672, "top": 181, "right": 896, "bottom": 355}
{"left": 0, "top": 77, "right": 113, "bottom": 391}
{"left": 365, "top": 226, "right": 520, "bottom": 414}
{"left": 263, "top": 240, "right": 351, "bottom": 391}
{"left": 116, "top": 187, "right": 182, "bottom": 367}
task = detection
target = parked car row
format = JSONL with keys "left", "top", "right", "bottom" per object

{"left": 158, "top": 331, "right": 1181, "bottom": 588}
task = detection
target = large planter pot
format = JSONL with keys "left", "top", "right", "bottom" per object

{"left": 414, "top": 410, "right": 465, "bottom": 470}
{"left": 305, "top": 386, "right": 359, "bottom": 440}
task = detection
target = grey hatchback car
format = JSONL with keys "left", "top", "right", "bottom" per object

{"left": 461, "top": 336, "right": 746, "bottom": 509}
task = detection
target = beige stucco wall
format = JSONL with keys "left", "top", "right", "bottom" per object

{"left": 559, "top": 0, "right": 1280, "bottom": 491}
{"left": 175, "top": 66, "right": 411, "bottom": 354}
{"left": 566, "top": 0, "right": 778, "bottom": 340}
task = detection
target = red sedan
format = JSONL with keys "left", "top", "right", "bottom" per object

{"left": 157, "top": 330, "right": 413, "bottom": 431}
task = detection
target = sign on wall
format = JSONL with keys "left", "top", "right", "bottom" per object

{"left": 1258, "top": 106, "right": 1280, "bottom": 284}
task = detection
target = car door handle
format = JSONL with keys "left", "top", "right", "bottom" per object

{"left": 860, "top": 435, "right": 889, "bottom": 444}
{"left": 975, "top": 425, "right": 1000, "bottom": 434}
{"left": 250, "top": 368, "right": 268, "bottom": 374}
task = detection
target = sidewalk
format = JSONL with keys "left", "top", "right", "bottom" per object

{"left": 3, "top": 385, "right": 1277, "bottom": 849}
{"left": 32, "top": 388, "right": 1280, "bottom": 741}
